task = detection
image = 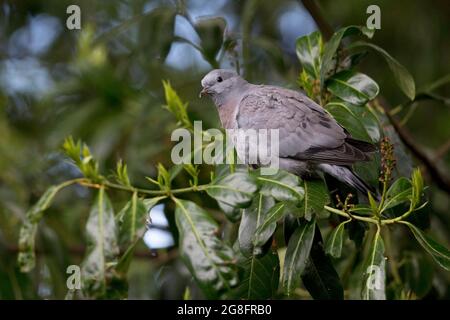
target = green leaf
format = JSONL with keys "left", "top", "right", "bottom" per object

{"left": 254, "top": 202, "right": 286, "bottom": 244}
{"left": 321, "top": 25, "right": 374, "bottom": 86}
{"left": 411, "top": 168, "right": 424, "bottom": 208}
{"left": 298, "top": 179, "right": 330, "bottom": 221}
{"left": 348, "top": 41, "right": 415, "bottom": 100}
{"left": 325, "top": 101, "right": 372, "bottom": 142}
{"left": 195, "top": 17, "right": 226, "bottom": 64}
{"left": 81, "top": 187, "right": 120, "bottom": 298}
{"left": 401, "top": 221, "right": 450, "bottom": 271}
{"left": 115, "top": 242, "right": 137, "bottom": 276}
{"left": 297, "top": 69, "right": 315, "bottom": 98}
{"left": 162, "top": 80, "right": 191, "bottom": 128}
{"left": 382, "top": 177, "right": 412, "bottom": 211}
{"left": 17, "top": 221, "right": 39, "bottom": 273}
{"left": 115, "top": 160, "right": 131, "bottom": 186}
{"left": 183, "top": 163, "right": 199, "bottom": 181}
{"left": 362, "top": 229, "right": 386, "bottom": 300}
{"left": 325, "top": 220, "right": 350, "bottom": 258}
{"left": 349, "top": 205, "right": 373, "bottom": 215}
{"left": 282, "top": 218, "right": 316, "bottom": 296}
{"left": 327, "top": 71, "right": 379, "bottom": 105}
{"left": 238, "top": 194, "right": 276, "bottom": 256}
{"left": 340, "top": 51, "right": 369, "bottom": 69}
{"left": 302, "top": 225, "right": 344, "bottom": 299}
{"left": 232, "top": 251, "right": 280, "bottom": 299}
{"left": 217, "top": 201, "right": 243, "bottom": 222}
{"left": 283, "top": 213, "right": 299, "bottom": 243}
{"left": 139, "top": 7, "right": 176, "bottom": 60}
{"left": 28, "top": 187, "right": 61, "bottom": 222}
{"left": 157, "top": 163, "right": 171, "bottom": 189}
{"left": 183, "top": 287, "right": 191, "bottom": 300}
{"left": 353, "top": 154, "right": 381, "bottom": 191}
{"left": 117, "top": 192, "right": 147, "bottom": 248}
{"left": 169, "top": 164, "right": 184, "bottom": 182}
{"left": 256, "top": 170, "right": 304, "bottom": 203}
{"left": 174, "top": 198, "right": 238, "bottom": 298}
{"left": 400, "top": 252, "right": 434, "bottom": 298}
{"left": 206, "top": 172, "right": 258, "bottom": 221}
{"left": 350, "top": 104, "right": 381, "bottom": 186}
{"left": 62, "top": 136, "right": 82, "bottom": 164}
{"left": 346, "top": 103, "right": 381, "bottom": 143}
{"left": 115, "top": 195, "right": 165, "bottom": 274}
{"left": 18, "top": 183, "right": 71, "bottom": 272}
{"left": 62, "top": 137, "right": 100, "bottom": 180}
{"left": 349, "top": 205, "right": 374, "bottom": 216}
{"left": 296, "top": 31, "right": 322, "bottom": 79}
{"left": 368, "top": 192, "right": 378, "bottom": 213}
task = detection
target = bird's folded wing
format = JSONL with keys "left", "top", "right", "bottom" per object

{"left": 236, "top": 85, "right": 368, "bottom": 164}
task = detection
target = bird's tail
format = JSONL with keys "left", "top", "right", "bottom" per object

{"left": 318, "top": 163, "right": 380, "bottom": 201}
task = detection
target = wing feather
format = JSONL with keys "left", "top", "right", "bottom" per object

{"left": 236, "top": 85, "right": 372, "bottom": 165}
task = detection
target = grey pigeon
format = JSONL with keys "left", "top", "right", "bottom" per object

{"left": 200, "top": 69, "right": 377, "bottom": 197}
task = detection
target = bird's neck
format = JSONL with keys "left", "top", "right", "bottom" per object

{"left": 215, "top": 82, "right": 250, "bottom": 129}
{"left": 218, "top": 98, "right": 239, "bottom": 129}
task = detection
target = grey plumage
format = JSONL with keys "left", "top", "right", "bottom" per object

{"left": 200, "top": 69, "right": 378, "bottom": 197}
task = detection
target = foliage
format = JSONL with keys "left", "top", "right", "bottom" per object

{"left": 16, "top": 24, "right": 450, "bottom": 299}
{"left": 2, "top": 1, "right": 450, "bottom": 300}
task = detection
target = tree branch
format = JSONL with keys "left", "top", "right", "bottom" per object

{"left": 300, "top": 0, "right": 450, "bottom": 196}
{"left": 434, "top": 139, "right": 450, "bottom": 160}
{"left": 382, "top": 103, "right": 450, "bottom": 196}
{"left": 300, "top": 0, "right": 334, "bottom": 40}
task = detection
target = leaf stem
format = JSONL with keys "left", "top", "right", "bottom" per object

{"left": 326, "top": 203, "right": 425, "bottom": 226}
{"left": 381, "top": 208, "right": 414, "bottom": 225}
{"left": 324, "top": 206, "right": 378, "bottom": 224}
{"left": 58, "top": 178, "right": 87, "bottom": 189}
{"left": 77, "top": 179, "right": 209, "bottom": 197}
{"left": 378, "top": 180, "right": 388, "bottom": 213}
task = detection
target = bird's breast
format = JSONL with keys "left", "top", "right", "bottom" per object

{"left": 217, "top": 97, "right": 241, "bottom": 129}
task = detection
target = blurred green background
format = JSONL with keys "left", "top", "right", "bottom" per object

{"left": 0, "top": 0, "right": 449, "bottom": 299}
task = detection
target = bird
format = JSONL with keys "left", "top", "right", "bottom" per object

{"left": 199, "top": 69, "right": 378, "bottom": 198}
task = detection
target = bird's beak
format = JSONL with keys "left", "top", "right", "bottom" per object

{"left": 199, "top": 88, "right": 209, "bottom": 98}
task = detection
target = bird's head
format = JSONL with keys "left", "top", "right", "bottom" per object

{"left": 199, "top": 69, "right": 242, "bottom": 99}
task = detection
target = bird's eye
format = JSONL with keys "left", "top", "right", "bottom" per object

{"left": 217, "top": 76, "right": 223, "bottom": 83}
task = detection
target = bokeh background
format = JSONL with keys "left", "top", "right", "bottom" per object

{"left": 0, "top": 0, "right": 449, "bottom": 299}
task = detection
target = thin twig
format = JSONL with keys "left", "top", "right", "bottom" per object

{"left": 434, "top": 139, "right": 450, "bottom": 160}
